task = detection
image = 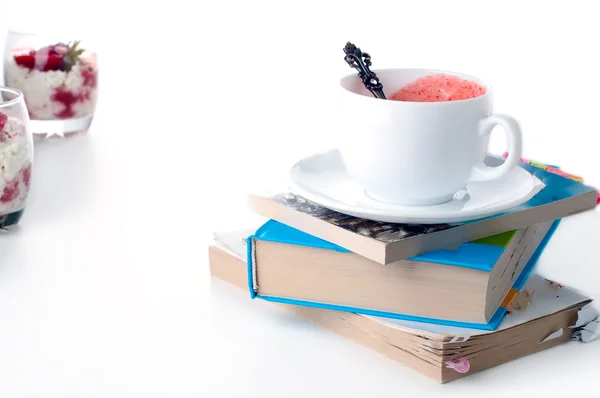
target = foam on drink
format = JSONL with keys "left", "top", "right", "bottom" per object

{"left": 390, "top": 74, "right": 487, "bottom": 102}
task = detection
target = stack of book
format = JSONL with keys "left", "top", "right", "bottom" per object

{"left": 209, "top": 157, "right": 600, "bottom": 383}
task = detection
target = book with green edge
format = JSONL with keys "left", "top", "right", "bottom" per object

{"left": 471, "top": 230, "right": 516, "bottom": 246}
{"left": 247, "top": 219, "right": 560, "bottom": 328}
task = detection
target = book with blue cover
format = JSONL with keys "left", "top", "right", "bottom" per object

{"left": 247, "top": 218, "right": 560, "bottom": 330}
{"left": 248, "top": 156, "right": 597, "bottom": 265}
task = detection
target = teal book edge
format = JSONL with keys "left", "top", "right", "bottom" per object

{"left": 246, "top": 219, "right": 561, "bottom": 331}
{"left": 464, "top": 160, "right": 597, "bottom": 222}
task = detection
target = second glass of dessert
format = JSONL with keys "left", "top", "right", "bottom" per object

{"left": 3, "top": 29, "right": 99, "bottom": 138}
{"left": 0, "top": 86, "right": 34, "bottom": 227}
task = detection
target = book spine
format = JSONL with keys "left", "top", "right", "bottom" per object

{"left": 246, "top": 235, "right": 258, "bottom": 298}
{"left": 246, "top": 221, "right": 277, "bottom": 298}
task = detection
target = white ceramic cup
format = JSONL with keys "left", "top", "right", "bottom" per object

{"left": 337, "top": 68, "right": 523, "bottom": 206}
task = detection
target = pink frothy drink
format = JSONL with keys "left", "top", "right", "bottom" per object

{"left": 389, "top": 74, "right": 487, "bottom": 102}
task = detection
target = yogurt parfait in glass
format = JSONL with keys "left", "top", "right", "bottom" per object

{"left": 0, "top": 87, "right": 34, "bottom": 227}
{"left": 3, "top": 29, "right": 99, "bottom": 138}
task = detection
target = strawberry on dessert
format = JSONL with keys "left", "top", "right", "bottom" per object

{"left": 4, "top": 41, "right": 99, "bottom": 122}
{"left": 14, "top": 42, "right": 86, "bottom": 73}
{"left": 390, "top": 74, "right": 487, "bottom": 102}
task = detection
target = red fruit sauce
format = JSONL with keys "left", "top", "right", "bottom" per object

{"left": 0, "top": 166, "right": 32, "bottom": 205}
{"left": 0, "top": 113, "right": 7, "bottom": 131}
{"left": 0, "top": 180, "right": 19, "bottom": 203}
{"left": 50, "top": 65, "right": 98, "bottom": 118}
{"left": 52, "top": 88, "right": 79, "bottom": 118}
{"left": 81, "top": 66, "right": 98, "bottom": 89}
{"left": 389, "top": 74, "right": 487, "bottom": 102}
{"left": 21, "top": 165, "right": 32, "bottom": 189}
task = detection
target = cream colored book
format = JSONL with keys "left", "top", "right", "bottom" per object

{"left": 208, "top": 229, "right": 598, "bottom": 383}
{"left": 248, "top": 219, "right": 555, "bottom": 327}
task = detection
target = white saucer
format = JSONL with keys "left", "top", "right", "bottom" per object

{"left": 288, "top": 149, "right": 545, "bottom": 224}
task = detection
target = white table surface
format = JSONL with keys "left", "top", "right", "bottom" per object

{"left": 3, "top": 0, "right": 600, "bottom": 396}
{"left": 0, "top": 134, "right": 597, "bottom": 397}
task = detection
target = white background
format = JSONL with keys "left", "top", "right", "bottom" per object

{"left": 1, "top": 0, "right": 600, "bottom": 396}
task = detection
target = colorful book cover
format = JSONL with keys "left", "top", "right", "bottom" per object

{"left": 501, "top": 153, "right": 600, "bottom": 205}
{"left": 246, "top": 219, "right": 561, "bottom": 331}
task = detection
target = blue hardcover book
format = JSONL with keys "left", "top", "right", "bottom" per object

{"left": 247, "top": 218, "right": 561, "bottom": 330}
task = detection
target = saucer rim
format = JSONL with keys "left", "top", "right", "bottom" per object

{"left": 288, "top": 149, "right": 544, "bottom": 224}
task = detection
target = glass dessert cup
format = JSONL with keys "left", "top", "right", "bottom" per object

{"left": 0, "top": 87, "right": 34, "bottom": 227}
{"left": 3, "top": 29, "right": 99, "bottom": 139}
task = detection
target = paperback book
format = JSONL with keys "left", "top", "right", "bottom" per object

{"left": 246, "top": 219, "right": 559, "bottom": 329}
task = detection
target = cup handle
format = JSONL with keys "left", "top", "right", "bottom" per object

{"left": 468, "top": 114, "right": 523, "bottom": 183}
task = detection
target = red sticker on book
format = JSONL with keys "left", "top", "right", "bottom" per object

{"left": 445, "top": 357, "right": 470, "bottom": 373}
